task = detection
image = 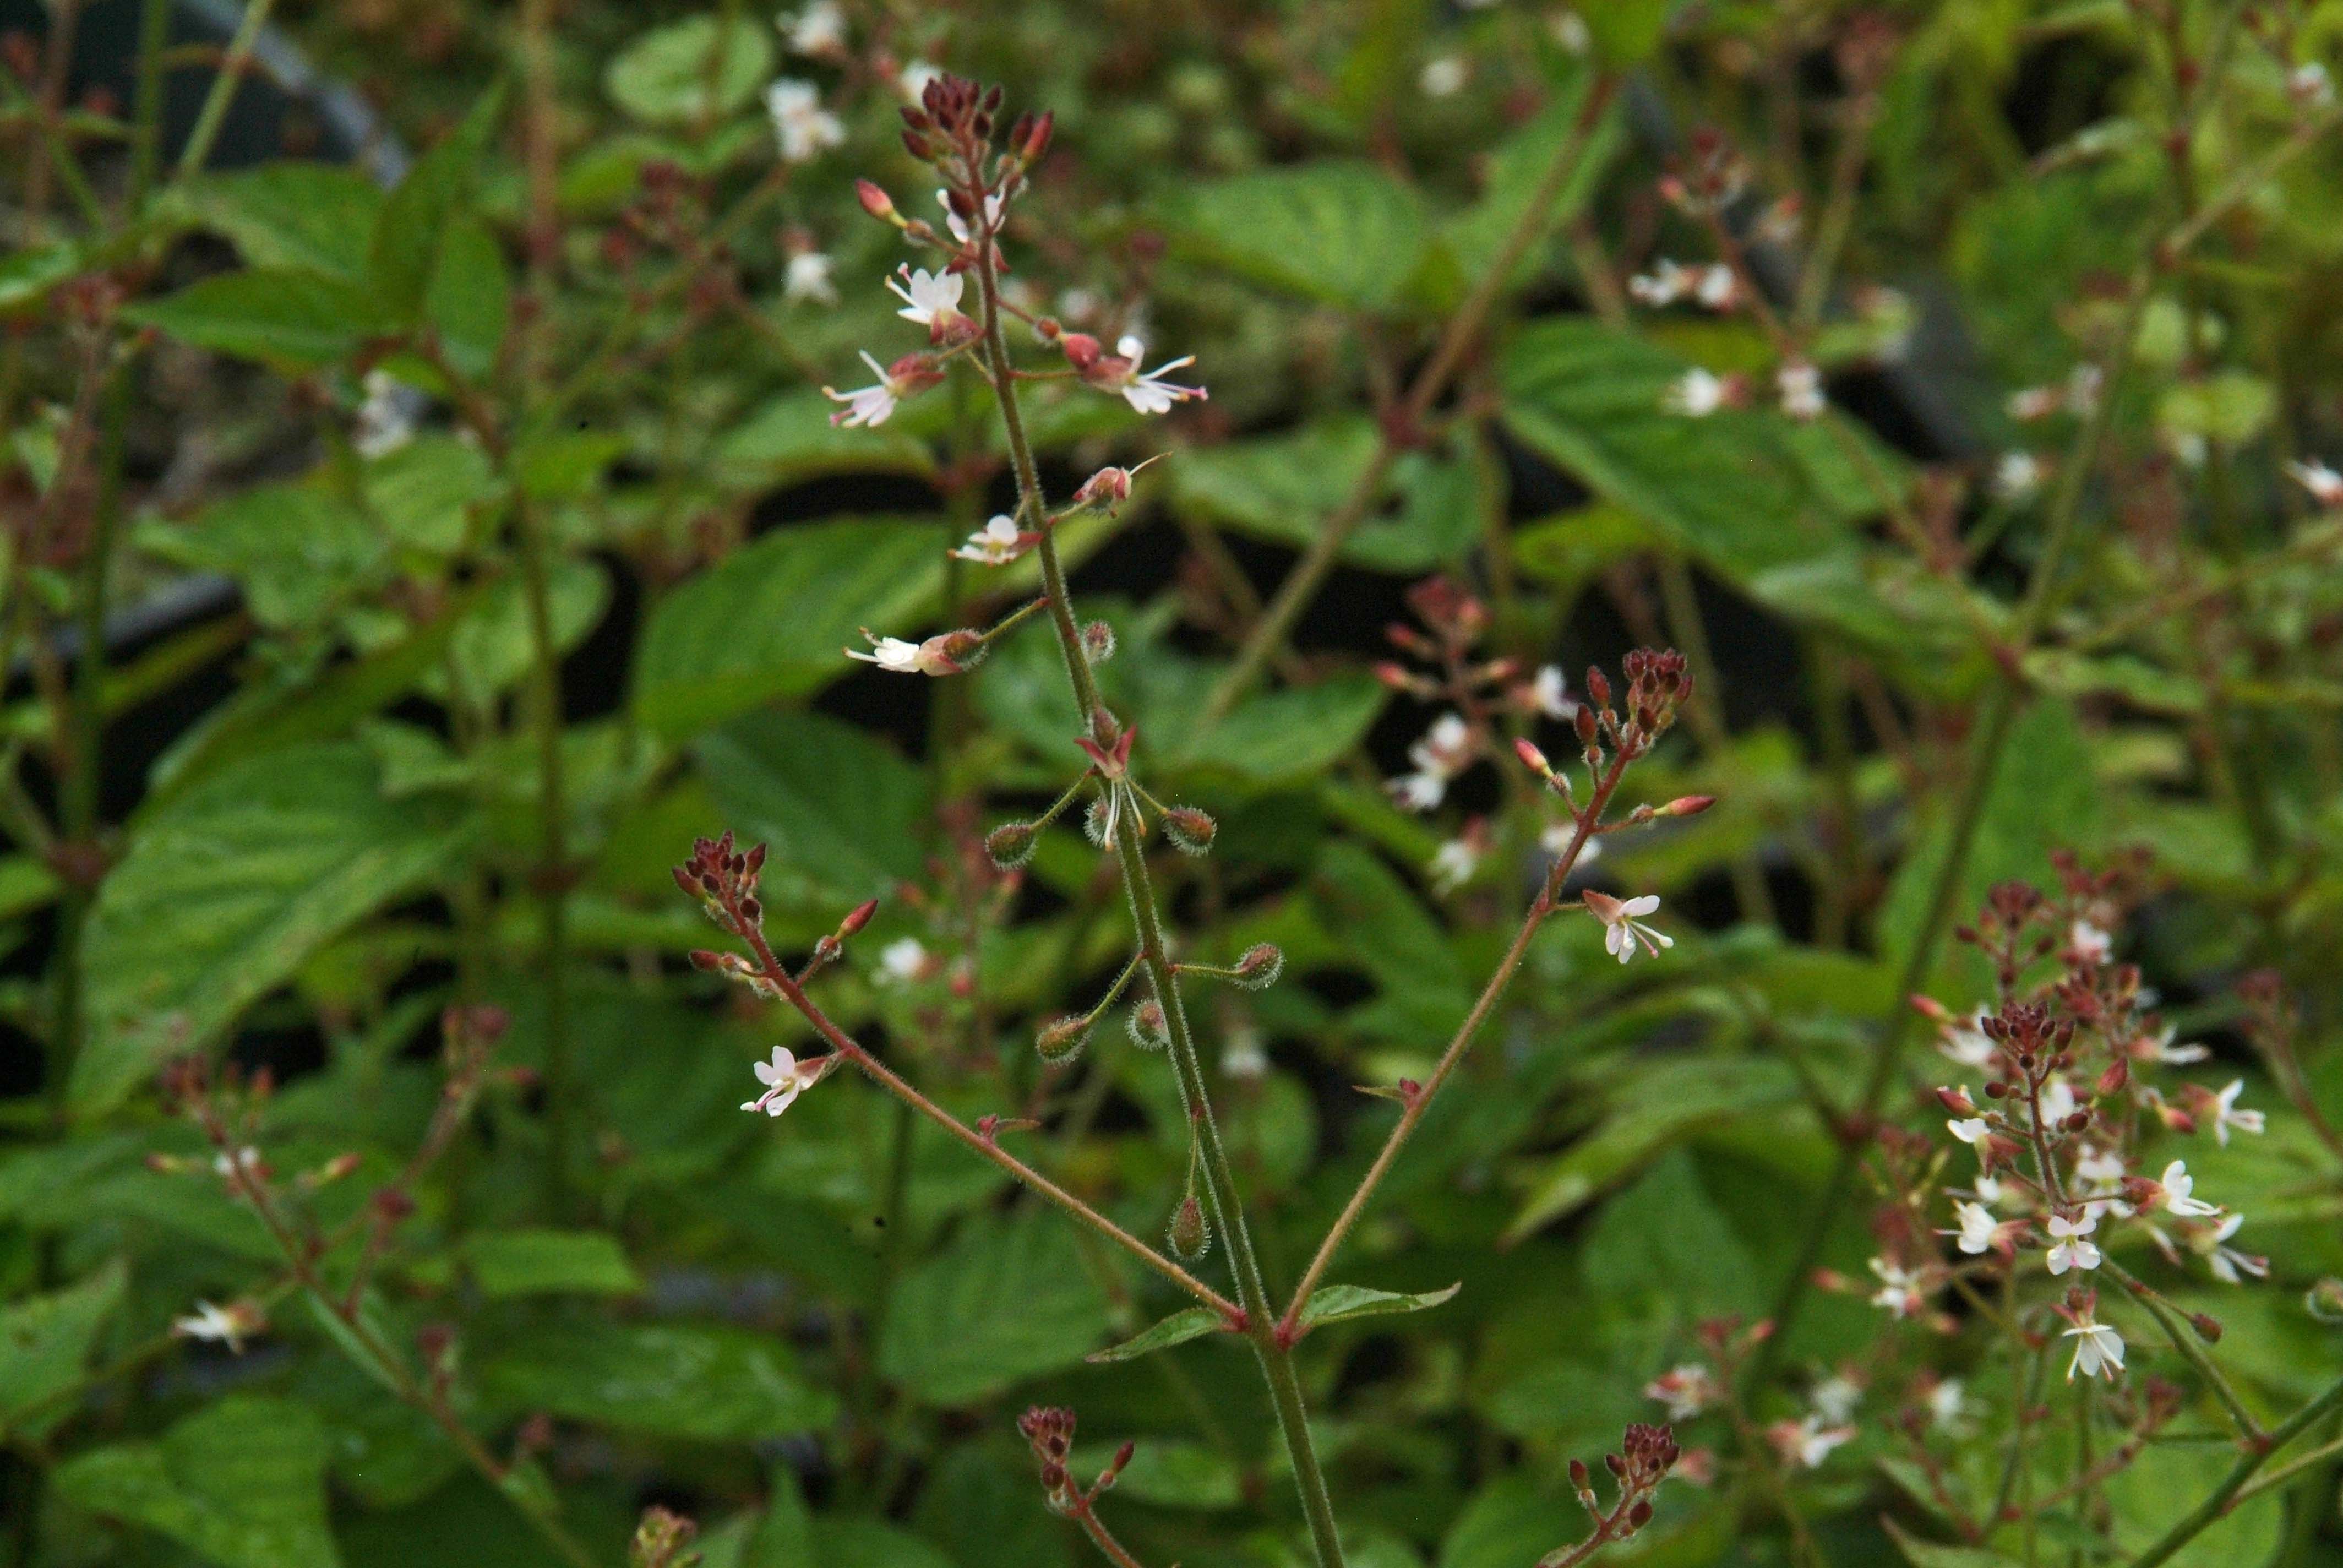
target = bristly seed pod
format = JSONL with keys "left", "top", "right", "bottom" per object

{"left": 1127, "top": 997, "right": 1169, "bottom": 1049}
{"left": 1163, "top": 806, "right": 1216, "bottom": 857}
{"left": 986, "top": 820, "right": 1040, "bottom": 869}
{"left": 1168, "top": 1193, "right": 1211, "bottom": 1261}
{"left": 1229, "top": 943, "right": 1284, "bottom": 991}
{"left": 1081, "top": 620, "right": 1116, "bottom": 665}
{"left": 1035, "top": 1014, "right": 1091, "bottom": 1064}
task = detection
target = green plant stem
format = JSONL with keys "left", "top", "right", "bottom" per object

{"left": 171, "top": 0, "right": 279, "bottom": 183}
{"left": 1201, "top": 73, "right": 1617, "bottom": 724}
{"left": 1282, "top": 750, "right": 1627, "bottom": 1327}
{"left": 128, "top": 0, "right": 171, "bottom": 206}
{"left": 2102, "top": 1260, "right": 2262, "bottom": 1441}
{"left": 1807, "top": 634, "right": 1860, "bottom": 949}
{"left": 513, "top": 498, "right": 574, "bottom": 1215}
{"left": 1654, "top": 554, "right": 1774, "bottom": 928}
{"left": 972, "top": 232, "right": 1348, "bottom": 1568}
{"left": 2126, "top": 1373, "right": 2343, "bottom": 1568}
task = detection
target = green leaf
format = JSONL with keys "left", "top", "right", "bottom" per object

{"left": 1174, "top": 674, "right": 1390, "bottom": 782}
{"left": 718, "top": 388, "right": 936, "bottom": 487}
{"left": 912, "top": 1443, "right": 1073, "bottom": 1568}
{"left": 424, "top": 214, "right": 511, "bottom": 381}
{"left": 1295, "top": 1281, "right": 1461, "bottom": 1332}
{"left": 460, "top": 1228, "right": 643, "bottom": 1298}
{"left": 0, "top": 242, "right": 80, "bottom": 314}
{"left": 142, "top": 483, "right": 384, "bottom": 629}
{"left": 738, "top": 1462, "right": 814, "bottom": 1568}
{"left": 695, "top": 707, "right": 930, "bottom": 896}
{"left": 53, "top": 1395, "right": 341, "bottom": 1568}
{"left": 878, "top": 1208, "right": 1112, "bottom": 1405}
{"left": 633, "top": 518, "right": 942, "bottom": 738}
{"left": 370, "top": 88, "right": 502, "bottom": 323}
{"left": 0, "top": 1260, "right": 126, "bottom": 1440}
{"left": 606, "top": 16, "right": 775, "bottom": 126}
{"left": 514, "top": 430, "right": 629, "bottom": 502}
{"left": 480, "top": 1321, "right": 833, "bottom": 1442}
{"left": 1086, "top": 1305, "right": 1229, "bottom": 1363}
{"left": 1167, "top": 162, "right": 1431, "bottom": 312}
{"left": 1441, "top": 85, "right": 1623, "bottom": 290}
{"left": 72, "top": 743, "right": 470, "bottom": 1113}
{"left": 1581, "top": 1149, "right": 1758, "bottom": 1318}
{"left": 124, "top": 269, "right": 377, "bottom": 371}
{"left": 363, "top": 434, "right": 500, "bottom": 555}
{"left": 1881, "top": 1521, "right": 2024, "bottom": 1568}
{"left": 1582, "top": 0, "right": 1675, "bottom": 66}
{"left": 0, "top": 851, "right": 62, "bottom": 922}
{"left": 174, "top": 164, "right": 386, "bottom": 280}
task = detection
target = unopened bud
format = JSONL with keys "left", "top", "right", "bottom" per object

{"left": 986, "top": 821, "right": 1040, "bottom": 869}
{"left": 1127, "top": 998, "right": 1169, "bottom": 1049}
{"left": 1230, "top": 943, "right": 1284, "bottom": 991}
{"left": 1081, "top": 620, "right": 1117, "bottom": 665}
{"left": 316, "top": 1152, "right": 363, "bottom": 1184}
{"left": 1935, "top": 1086, "right": 1976, "bottom": 1116}
{"left": 1515, "top": 738, "right": 1552, "bottom": 777}
{"left": 1022, "top": 108, "right": 1055, "bottom": 162}
{"left": 2096, "top": 1058, "right": 2129, "bottom": 1096}
{"left": 1163, "top": 806, "right": 1216, "bottom": 857}
{"left": 2189, "top": 1311, "right": 2223, "bottom": 1344}
{"left": 1627, "top": 1500, "right": 1653, "bottom": 1530}
{"left": 1568, "top": 1458, "right": 1592, "bottom": 1493}
{"left": 2307, "top": 1278, "right": 2343, "bottom": 1323}
{"left": 838, "top": 897, "right": 879, "bottom": 938}
{"left": 856, "top": 178, "right": 901, "bottom": 225}
{"left": 1574, "top": 706, "right": 1599, "bottom": 746}
{"left": 1661, "top": 794, "right": 1716, "bottom": 818}
{"left": 1036, "top": 1014, "right": 1091, "bottom": 1064}
{"left": 1587, "top": 667, "right": 1612, "bottom": 709}
{"left": 1168, "top": 1194, "right": 1211, "bottom": 1261}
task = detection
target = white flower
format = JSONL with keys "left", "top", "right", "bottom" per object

{"left": 2063, "top": 1315, "right": 2125, "bottom": 1381}
{"left": 1974, "top": 1174, "right": 2007, "bottom": 1208}
{"left": 2144, "top": 1025, "right": 2208, "bottom": 1065}
{"left": 354, "top": 370, "right": 417, "bottom": 459}
{"left": 1420, "top": 55, "right": 1468, "bottom": 96}
{"left": 213, "top": 1146, "right": 261, "bottom": 1182}
{"left": 1775, "top": 1416, "right": 1854, "bottom": 1469}
{"left": 1221, "top": 1025, "right": 1269, "bottom": 1080}
{"left": 953, "top": 514, "right": 1027, "bottom": 565}
{"left": 899, "top": 59, "right": 942, "bottom": 104}
{"left": 2210, "top": 1079, "right": 2265, "bottom": 1146}
{"left": 823, "top": 350, "right": 904, "bottom": 428}
{"left": 2045, "top": 1211, "right": 2102, "bottom": 1275}
{"left": 2006, "top": 384, "right": 2061, "bottom": 422}
{"left": 1389, "top": 713, "right": 1474, "bottom": 812}
{"left": 1583, "top": 890, "right": 1671, "bottom": 965}
{"left": 1868, "top": 1257, "right": 1926, "bottom": 1318}
{"left": 2070, "top": 919, "right": 2112, "bottom": 965}
{"left": 1388, "top": 771, "right": 1447, "bottom": 812}
{"left": 936, "top": 188, "right": 1005, "bottom": 246}
{"left": 1429, "top": 837, "right": 1480, "bottom": 894}
{"left": 2037, "top": 1075, "right": 2078, "bottom": 1128}
{"left": 1549, "top": 8, "right": 1590, "bottom": 50}
{"left": 1926, "top": 1379, "right": 1966, "bottom": 1430}
{"left": 2286, "top": 459, "right": 2343, "bottom": 509}
{"left": 1664, "top": 367, "right": 1729, "bottom": 416}
{"left": 1777, "top": 360, "right": 1824, "bottom": 421}
{"left": 1993, "top": 451, "right": 2042, "bottom": 500}
{"left": 1540, "top": 820, "right": 1601, "bottom": 865}
{"left": 784, "top": 250, "right": 838, "bottom": 306}
{"left": 173, "top": 1300, "right": 258, "bottom": 1353}
{"left": 1530, "top": 665, "right": 1578, "bottom": 719}
{"left": 1947, "top": 1117, "right": 1991, "bottom": 1146}
{"left": 1643, "top": 1364, "right": 1716, "bottom": 1420}
{"left": 742, "top": 1045, "right": 824, "bottom": 1116}
{"left": 2192, "top": 1212, "right": 2269, "bottom": 1283}
{"left": 1937, "top": 1010, "right": 1997, "bottom": 1070}
{"left": 1107, "top": 335, "right": 1207, "bottom": 416}
{"left": 1810, "top": 1374, "right": 1861, "bottom": 1424}
{"left": 1949, "top": 1200, "right": 1998, "bottom": 1255}
{"left": 843, "top": 627, "right": 973, "bottom": 676}
{"left": 887, "top": 265, "right": 967, "bottom": 329}
{"left": 1628, "top": 259, "right": 1690, "bottom": 307}
{"left": 2156, "top": 1161, "right": 2220, "bottom": 1218}
{"left": 766, "top": 79, "right": 846, "bottom": 164}
{"left": 777, "top": 0, "right": 846, "bottom": 56}
{"left": 875, "top": 938, "right": 928, "bottom": 984}
{"left": 2073, "top": 1145, "right": 2126, "bottom": 1193}
{"left": 2290, "top": 61, "right": 2335, "bottom": 110}
{"left": 2066, "top": 363, "right": 2104, "bottom": 417}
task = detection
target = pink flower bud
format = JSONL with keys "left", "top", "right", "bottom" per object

{"left": 1663, "top": 794, "right": 1717, "bottom": 818}
{"left": 856, "top": 179, "right": 902, "bottom": 225}
{"left": 1514, "top": 737, "right": 1552, "bottom": 776}
{"left": 1935, "top": 1086, "right": 1976, "bottom": 1116}
{"left": 838, "top": 897, "right": 879, "bottom": 938}
{"left": 1059, "top": 332, "right": 1103, "bottom": 372}
{"left": 1230, "top": 943, "right": 1284, "bottom": 991}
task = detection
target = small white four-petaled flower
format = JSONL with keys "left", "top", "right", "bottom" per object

{"left": 2209, "top": 1078, "right": 2265, "bottom": 1146}
{"left": 766, "top": 79, "right": 846, "bottom": 164}
{"left": 1582, "top": 890, "right": 1672, "bottom": 964}
{"left": 174, "top": 1299, "right": 260, "bottom": 1353}
{"left": 952, "top": 514, "right": 1028, "bottom": 565}
{"left": 1948, "top": 1200, "right": 1999, "bottom": 1255}
{"left": 887, "top": 265, "right": 968, "bottom": 332}
{"left": 2156, "top": 1159, "right": 2220, "bottom": 1217}
{"left": 2045, "top": 1210, "right": 2101, "bottom": 1275}
{"left": 2063, "top": 1313, "right": 2124, "bottom": 1381}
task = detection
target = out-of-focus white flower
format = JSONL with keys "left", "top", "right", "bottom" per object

{"left": 1937, "top": 1010, "right": 1997, "bottom": 1070}
{"left": 2286, "top": 459, "right": 2343, "bottom": 509}
{"left": 2066, "top": 363, "right": 2103, "bottom": 417}
{"left": 1947, "top": 1117, "right": 1991, "bottom": 1146}
{"left": 1994, "top": 451, "right": 2043, "bottom": 500}
{"left": 2156, "top": 1159, "right": 2221, "bottom": 1218}
{"left": 767, "top": 79, "right": 846, "bottom": 163}
{"left": 1664, "top": 367, "right": 1731, "bottom": 417}
{"left": 1770, "top": 1416, "right": 1854, "bottom": 1469}
{"left": 1644, "top": 1364, "right": 1717, "bottom": 1420}
{"left": 937, "top": 188, "right": 1005, "bottom": 246}
{"left": 2289, "top": 61, "right": 2335, "bottom": 110}
{"left": 953, "top": 514, "right": 1029, "bottom": 565}
{"left": 1584, "top": 890, "right": 1671, "bottom": 964}
{"left": 2062, "top": 1312, "right": 2124, "bottom": 1380}
{"left": 2209, "top": 1078, "right": 2265, "bottom": 1146}
{"left": 1926, "top": 1379, "right": 1966, "bottom": 1430}
{"left": 2007, "top": 384, "right": 2061, "bottom": 422}
{"left": 1974, "top": 1174, "right": 2008, "bottom": 1208}
{"left": 1430, "top": 836, "right": 1481, "bottom": 894}
{"left": 2193, "top": 1212, "right": 2268, "bottom": 1283}
{"left": 174, "top": 1299, "right": 262, "bottom": 1354}
{"left": 2071, "top": 919, "right": 2112, "bottom": 965}
{"left": 2143, "top": 1025, "right": 2208, "bottom": 1065}
{"left": 1777, "top": 360, "right": 1824, "bottom": 421}
{"left": 1388, "top": 712, "right": 1475, "bottom": 812}
{"left": 354, "top": 370, "right": 417, "bottom": 459}
{"left": 1529, "top": 665, "right": 1577, "bottom": 719}
{"left": 1949, "top": 1200, "right": 1999, "bottom": 1255}
{"left": 777, "top": 0, "right": 846, "bottom": 56}
{"left": 1550, "top": 9, "right": 1591, "bottom": 51}
{"left": 742, "top": 1045, "right": 825, "bottom": 1116}
{"left": 2045, "top": 1211, "right": 2102, "bottom": 1275}
{"left": 2074, "top": 1145, "right": 2126, "bottom": 1193}
{"left": 876, "top": 937, "right": 929, "bottom": 984}
{"left": 1539, "top": 820, "right": 1601, "bottom": 865}
{"left": 1221, "top": 1024, "right": 1269, "bottom": 1080}
{"left": 2038, "top": 1075, "right": 2078, "bottom": 1128}
{"left": 1868, "top": 1257, "right": 1926, "bottom": 1318}
{"left": 899, "top": 58, "right": 943, "bottom": 104}
{"left": 784, "top": 250, "right": 838, "bottom": 306}
{"left": 1810, "top": 1375, "right": 1861, "bottom": 1425}
{"left": 1420, "top": 55, "right": 1468, "bottom": 96}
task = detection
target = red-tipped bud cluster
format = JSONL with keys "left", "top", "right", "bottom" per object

{"left": 1080, "top": 620, "right": 1117, "bottom": 666}
{"left": 1018, "top": 1406, "right": 1081, "bottom": 1513}
{"left": 674, "top": 832, "right": 768, "bottom": 937}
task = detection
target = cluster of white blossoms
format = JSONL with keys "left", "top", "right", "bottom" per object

{"left": 1387, "top": 712, "right": 1476, "bottom": 812}
{"left": 1628, "top": 258, "right": 1738, "bottom": 311}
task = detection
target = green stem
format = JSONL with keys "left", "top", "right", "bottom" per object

{"left": 172, "top": 0, "right": 281, "bottom": 184}
{"left": 973, "top": 230, "right": 1348, "bottom": 1568}
{"left": 128, "top": 0, "right": 171, "bottom": 208}
{"left": 514, "top": 499, "right": 574, "bottom": 1215}
{"left": 2126, "top": 1374, "right": 2343, "bottom": 1568}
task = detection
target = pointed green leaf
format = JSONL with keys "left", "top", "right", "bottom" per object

{"left": 480, "top": 1322, "right": 833, "bottom": 1441}
{"left": 879, "top": 1208, "right": 1111, "bottom": 1403}
{"left": 460, "top": 1228, "right": 643, "bottom": 1298}
{"left": 54, "top": 1395, "right": 341, "bottom": 1568}
{"left": 606, "top": 16, "right": 774, "bottom": 125}
{"left": 0, "top": 1260, "right": 126, "bottom": 1440}
{"left": 1295, "top": 1281, "right": 1461, "bottom": 1332}
{"left": 1166, "top": 161, "right": 1430, "bottom": 312}
{"left": 1085, "top": 1305, "right": 1228, "bottom": 1364}
{"left": 172, "top": 164, "right": 386, "bottom": 280}
{"left": 124, "top": 269, "right": 377, "bottom": 371}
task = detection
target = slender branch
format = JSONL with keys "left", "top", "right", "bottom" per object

{"left": 1201, "top": 74, "right": 1619, "bottom": 723}
{"left": 171, "top": 0, "right": 280, "bottom": 183}
{"left": 2125, "top": 1373, "right": 2343, "bottom": 1568}
{"left": 2102, "top": 1260, "right": 2261, "bottom": 1441}
{"left": 513, "top": 496, "right": 575, "bottom": 1217}
{"left": 1282, "top": 751, "right": 1628, "bottom": 1330}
